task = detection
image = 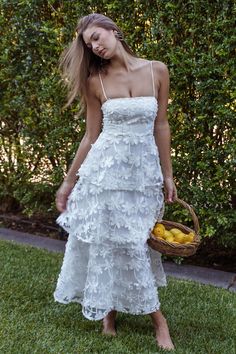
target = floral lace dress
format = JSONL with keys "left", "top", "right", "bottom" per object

{"left": 53, "top": 66, "right": 167, "bottom": 321}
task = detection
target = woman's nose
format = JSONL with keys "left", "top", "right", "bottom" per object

{"left": 92, "top": 42, "right": 99, "bottom": 52}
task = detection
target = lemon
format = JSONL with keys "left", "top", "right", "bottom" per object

{"left": 155, "top": 223, "right": 165, "bottom": 232}
{"left": 184, "top": 232, "right": 195, "bottom": 243}
{"left": 163, "top": 230, "right": 173, "bottom": 239}
{"left": 174, "top": 232, "right": 186, "bottom": 244}
{"left": 165, "top": 234, "right": 174, "bottom": 243}
{"left": 169, "top": 228, "right": 182, "bottom": 236}
{"left": 153, "top": 225, "right": 165, "bottom": 238}
{"left": 153, "top": 232, "right": 165, "bottom": 240}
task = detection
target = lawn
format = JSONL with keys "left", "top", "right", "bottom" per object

{"left": 0, "top": 239, "right": 235, "bottom": 354}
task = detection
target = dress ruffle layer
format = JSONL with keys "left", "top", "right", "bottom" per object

{"left": 53, "top": 234, "right": 166, "bottom": 320}
{"left": 57, "top": 182, "right": 164, "bottom": 248}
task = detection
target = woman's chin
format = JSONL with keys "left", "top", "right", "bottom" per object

{"left": 102, "top": 51, "right": 109, "bottom": 59}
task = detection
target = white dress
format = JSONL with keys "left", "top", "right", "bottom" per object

{"left": 54, "top": 65, "right": 167, "bottom": 321}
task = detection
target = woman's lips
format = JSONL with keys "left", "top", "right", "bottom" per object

{"left": 98, "top": 49, "right": 106, "bottom": 56}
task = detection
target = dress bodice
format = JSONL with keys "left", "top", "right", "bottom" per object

{"left": 101, "top": 96, "right": 158, "bottom": 136}
{"left": 77, "top": 96, "right": 163, "bottom": 192}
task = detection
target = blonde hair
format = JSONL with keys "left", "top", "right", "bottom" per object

{"left": 59, "top": 13, "right": 136, "bottom": 109}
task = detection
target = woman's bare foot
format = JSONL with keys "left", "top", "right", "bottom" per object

{"left": 150, "top": 310, "right": 175, "bottom": 350}
{"left": 102, "top": 310, "right": 117, "bottom": 336}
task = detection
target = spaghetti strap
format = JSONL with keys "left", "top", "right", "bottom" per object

{"left": 98, "top": 72, "right": 108, "bottom": 101}
{"left": 150, "top": 61, "right": 156, "bottom": 98}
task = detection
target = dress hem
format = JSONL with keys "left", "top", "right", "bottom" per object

{"left": 53, "top": 294, "right": 165, "bottom": 321}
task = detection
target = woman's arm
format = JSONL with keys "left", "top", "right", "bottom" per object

{"left": 153, "top": 61, "right": 176, "bottom": 202}
{"left": 64, "top": 77, "right": 103, "bottom": 184}
{"left": 56, "top": 76, "right": 102, "bottom": 212}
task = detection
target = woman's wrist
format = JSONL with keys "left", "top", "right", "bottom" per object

{"left": 163, "top": 175, "right": 173, "bottom": 181}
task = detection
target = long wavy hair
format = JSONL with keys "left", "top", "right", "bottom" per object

{"left": 59, "top": 13, "right": 136, "bottom": 109}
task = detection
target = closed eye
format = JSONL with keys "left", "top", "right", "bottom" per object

{"left": 86, "top": 33, "right": 99, "bottom": 49}
{"left": 93, "top": 34, "right": 99, "bottom": 41}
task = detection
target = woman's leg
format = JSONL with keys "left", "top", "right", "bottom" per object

{"left": 102, "top": 310, "right": 117, "bottom": 336}
{"left": 150, "top": 310, "right": 175, "bottom": 350}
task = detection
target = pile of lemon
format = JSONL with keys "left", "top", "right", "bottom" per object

{"left": 152, "top": 223, "right": 194, "bottom": 244}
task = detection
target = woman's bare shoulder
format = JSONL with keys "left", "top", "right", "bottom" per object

{"left": 87, "top": 73, "right": 100, "bottom": 90}
{"left": 152, "top": 60, "right": 169, "bottom": 75}
{"left": 86, "top": 73, "right": 101, "bottom": 100}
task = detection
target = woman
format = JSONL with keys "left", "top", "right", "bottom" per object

{"left": 54, "top": 13, "right": 176, "bottom": 350}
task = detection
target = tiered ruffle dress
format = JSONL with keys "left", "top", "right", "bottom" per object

{"left": 54, "top": 67, "right": 167, "bottom": 321}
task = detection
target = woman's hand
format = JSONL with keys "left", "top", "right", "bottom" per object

{"left": 55, "top": 180, "right": 75, "bottom": 212}
{"left": 164, "top": 177, "right": 177, "bottom": 203}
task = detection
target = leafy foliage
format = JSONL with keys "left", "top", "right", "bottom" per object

{"left": 0, "top": 1, "right": 235, "bottom": 247}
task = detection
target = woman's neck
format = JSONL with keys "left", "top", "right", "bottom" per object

{"left": 109, "top": 43, "right": 139, "bottom": 72}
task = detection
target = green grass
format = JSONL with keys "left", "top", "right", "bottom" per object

{"left": 0, "top": 239, "right": 235, "bottom": 354}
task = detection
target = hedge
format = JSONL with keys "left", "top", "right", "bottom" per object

{"left": 0, "top": 0, "right": 235, "bottom": 248}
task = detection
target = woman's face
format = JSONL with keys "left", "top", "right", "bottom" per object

{"left": 82, "top": 25, "right": 118, "bottom": 59}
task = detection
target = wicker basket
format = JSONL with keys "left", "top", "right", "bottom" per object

{"left": 147, "top": 198, "right": 200, "bottom": 257}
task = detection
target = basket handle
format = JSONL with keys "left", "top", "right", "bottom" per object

{"left": 172, "top": 198, "right": 200, "bottom": 235}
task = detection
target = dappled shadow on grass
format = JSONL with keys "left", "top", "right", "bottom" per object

{"left": 50, "top": 304, "right": 155, "bottom": 339}
{"left": 116, "top": 313, "right": 153, "bottom": 337}
{"left": 51, "top": 303, "right": 100, "bottom": 333}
